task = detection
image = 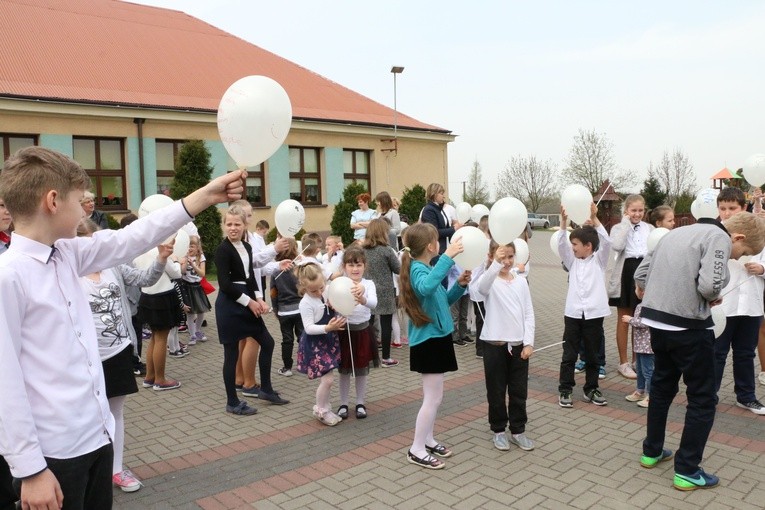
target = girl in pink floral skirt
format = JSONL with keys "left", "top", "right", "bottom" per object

{"left": 297, "top": 263, "right": 347, "bottom": 425}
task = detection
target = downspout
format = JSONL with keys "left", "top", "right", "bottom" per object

{"left": 133, "top": 118, "right": 146, "bottom": 200}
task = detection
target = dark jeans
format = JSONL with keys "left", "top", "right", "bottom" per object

{"left": 578, "top": 329, "right": 606, "bottom": 366}
{"left": 0, "top": 456, "right": 16, "bottom": 510}
{"left": 644, "top": 327, "right": 717, "bottom": 476}
{"left": 372, "top": 314, "right": 393, "bottom": 360}
{"left": 277, "top": 313, "right": 304, "bottom": 370}
{"left": 714, "top": 315, "right": 761, "bottom": 403}
{"left": 13, "top": 443, "right": 113, "bottom": 510}
{"left": 559, "top": 316, "right": 603, "bottom": 394}
{"left": 483, "top": 343, "right": 528, "bottom": 434}
{"left": 473, "top": 301, "right": 485, "bottom": 356}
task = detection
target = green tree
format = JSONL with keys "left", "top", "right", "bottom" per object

{"left": 640, "top": 175, "right": 667, "bottom": 210}
{"left": 463, "top": 159, "right": 490, "bottom": 204}
{"left": 170, "top": 140, "right": 222, "bottom": 270}
{"left": 399, "top": 184, "right": 426, "bottom": 226}
{"left": 330, "top": 182, "right": 370, "bottom": 246}
{"left": 674, "top": 192, "right": 695, "bottom": 214}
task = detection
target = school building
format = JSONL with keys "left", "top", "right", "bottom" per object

{"left": 0, "top": 0, "right": 454, "bottom": 232}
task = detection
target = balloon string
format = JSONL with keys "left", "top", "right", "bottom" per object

{"left": 595, "top": 180, "right": 613, "bottom": 207}
{"left": 273, "top": 244, "right": 310, "bottom": 281}
{"left": 346, "top": 322, "right": 356, "bottom": 378}
{"left": 535, "top": 340, "right": 564, "bottom": 352}
{"left": 720, "top": 274, "right": 756, "bottom": 298}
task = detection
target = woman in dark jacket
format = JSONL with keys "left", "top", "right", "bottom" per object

{"left": 420, "top": 183, "right": 455, "bottom": 255}
{"left": 215, "top": 205, "right": 289, "bottom": 415}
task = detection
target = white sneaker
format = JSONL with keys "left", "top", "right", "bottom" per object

{"left": 759, "top": 372, "right": 765, "bottom": 386}
{"left": 493, "top": 432, "right": 510, "bottom": 451}
{"left": 736, "top": 400, "right": 765, "bottom": 415}
{"left": 509, "top": 433, "right": 535, "bottom": 451}
{"left": 313, "top": 405, "right": 341, "bottom": 426}
{"left": 617, "top": 362, "right": 637, "bottom": 380}
{"left": 278, "top": 367, "right": 293, "bottom": 377}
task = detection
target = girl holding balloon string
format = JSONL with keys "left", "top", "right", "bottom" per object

{"left": 296, "top": 263, "right": 346, "bottom": 426}
{"left": 330, "top": 246, "right": 379, "bottom": 420}
{"left": 399, "top": 223, "right": 469, "bottom": 470}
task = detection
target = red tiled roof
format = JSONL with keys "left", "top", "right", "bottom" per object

{"left": 0, "top": 0, "right": 448, "bottom": 133}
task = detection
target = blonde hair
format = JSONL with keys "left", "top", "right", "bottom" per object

{"left": 0, "top": 147, "right": 91, "bottom": 219}
{"left": 296, "top": 262, "right": 324, "bottom": 296}
{"left": 399, "top": 223, "right": 437, "bottom": 326}
{"left": 724, "top": 212, "right": 765, "bottom": 254}
{"left": 223, "top": 205, "right": 248, "bottom": 242}
{"left": 426, "top": 183, "right": 445, "bottom": 202}
{"left": 623, "top": 194, "right": 645, "bottom": 213}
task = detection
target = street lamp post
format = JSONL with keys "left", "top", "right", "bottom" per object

{"left": 383, "top": 66, "right": 405, "bottom": 188}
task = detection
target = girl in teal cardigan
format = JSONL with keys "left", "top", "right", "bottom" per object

{"left": 399, "top": 223, "right": 471, "bottom": 470}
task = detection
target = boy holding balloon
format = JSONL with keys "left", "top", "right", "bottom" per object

{"left": 557, "top": 203, "right": 611, "bottom": 409}
{"left": 0, "top": 147, "right": 246, "bottom": 509}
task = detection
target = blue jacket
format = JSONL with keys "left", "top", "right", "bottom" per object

{"left": 408, "top": 255, "right": 467, "bottom": 346}
{"left": 420, "top": 201, "right": 454, "bottom": 254}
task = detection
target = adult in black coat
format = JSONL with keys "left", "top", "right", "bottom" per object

{"left": 420, "top": 182, "right": 456, "bottom": 255}
{"left": 80, "top": 191, "right": 109, "bottom": 229}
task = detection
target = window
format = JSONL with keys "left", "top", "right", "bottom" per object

{"left": 73, "top": 137, "right": 126, "bottom": 209}
{"left": 246, "top": 163, "right": 266, "bottom": 207}
{"left": 155, "top": 140, "right": 185, "bottom": 195}
{"left": 1, "top": 134, "right": 37, "bottom": 160}
{"left": 343, "top": 149, "right": 371, "bottom": 190}
{"left": 289, "top": 147, "right": 321, "bottom": 204}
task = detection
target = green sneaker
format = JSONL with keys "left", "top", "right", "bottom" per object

{"left": 673, "top": 469, "right": 719, "bottom": 491}
{"left": 640, "top": 448, "right": 673, "bottom": 468}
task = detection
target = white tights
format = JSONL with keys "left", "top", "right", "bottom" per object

{"left": 109, "top": 395, "right": 127, "bottom": 475}
{"left": 410, "top": 373, "right": 444, "bottom": 458}
{"left": 188, "top": 313, "right": 204, "bottom": 337}
{"left": 167, "top": 327, "right": 180, "bottom": 352}
{"left": 316, "top": 371, "right": 334, "bottom": 411}
{"left": 338, "top": 373, "right": 367, "bottom": 406}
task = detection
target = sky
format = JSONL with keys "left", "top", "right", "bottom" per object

{"left": 133, "top": 0, "right": 765, "bottom": 197}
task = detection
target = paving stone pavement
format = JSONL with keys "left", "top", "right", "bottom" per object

{"left": 115, "top": 230, "right": 765, "bottom": 509}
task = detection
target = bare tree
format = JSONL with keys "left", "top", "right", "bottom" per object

{"left": 562, "top": 128, "right": 636, "bottom": 194}
{"left": 495, "top": 155, "right": 558, "bottom": 212}
{"left": 463, "top": 159, "right": 490, "bottom": 204}
{"left": 647, "top": 148, "right": 697, "bottom": 207}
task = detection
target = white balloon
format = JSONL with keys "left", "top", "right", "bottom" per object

{"left": 172, "top": 229, "right": 190, "bottom": 258}
{"left": 743, "top": 154, "right": 765, "bottom": 187}
{"left": 451, "top": 226, "right": 490, "bottom": 271}
{"left": 512, "top": 238, "right": 529, "bottom": 265}
{"left": 470, "top": 204, "right": 490, "bottom": 223}
{"left": 489, "top": 197, "right": 528, "bottom": 244}
{"left": 455, "top": 202, "right": 472, "bottom": 223}
{"left": 692, "top": 188, "right": 719, "bottom": 220}
{"left": 327, "top": 276, "right": 357, "bottom": 317}
{"left": 274, "top": 199, "right": 305, "bottom": 237}
{"left": 138, "top": 194, "right": 174, "bottom": 218}
{"left": 561, "top": 184, "right": 592, "bottom": 225}
{"left": 549, "top": 230, "right": 570, "bottom": 259}
{"left": 711, "top": 306, "right": 727, "bottom": 338}
{"left": 217, "top": 75, "right": 293, "bottom": 167}
{"left": 646, "top": 227, "right": 669, "bottom": 253}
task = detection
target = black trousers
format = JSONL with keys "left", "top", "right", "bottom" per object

{"left": 483, "top": 343, "right": 528, "bottom": 434}
{"left": 372, "top": 314, "right": 394, "bottom": 359}
{"left": 13, "top": 443, "right": 114, "bottom": 510}
{"left": 277, "top": 313, "right": 304, "bottom": 370}
{"left": 643, "top": 327, "right": 717, "bottom": 476}
{"left": 559, "top": 316, "right": 603, "bottom": 394}
{"left": 0, "top": 456, "right": 16, "bottom": 510}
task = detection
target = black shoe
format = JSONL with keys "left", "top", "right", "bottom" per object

{"left": 259, "top": 390, "right": 290, "bottom": 405}
{"left": 201, "top": 319, "right": 208, "bottom": 327}
{"left": 133, "top": 362, "right": 146, "bottom": 377}
{"left": 337, "top": 405, "right": 349, "bottom": 420}
{"left": 355, "top": 404, "right": 367, "bottom": 419}
{"left": 453, "top": 338, "right": 466, "bottom": 346}
{"left": 462, "top": 336, "right": 475, "bottom": 344}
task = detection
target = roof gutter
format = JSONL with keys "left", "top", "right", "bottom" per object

{"left": 133, "top": 118, "right": 146, "bottom": 200}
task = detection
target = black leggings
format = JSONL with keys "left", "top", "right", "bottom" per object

{"left": 374, "top": 314, "right": 393, "bottom": 359}
{"left": 222, "top": 334, "right": 276, "bottom": 407}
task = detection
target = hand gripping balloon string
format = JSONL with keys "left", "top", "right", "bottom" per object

{"left": 346, "top": 322, "right": 356, "bottom": 378}
{"left": 719, "top": 274, "right": 756, "bottom": 299}
{"left": 595, "top": 181, "right": 613, "bottom": 207}
{"left": 273, "top": 244, "right": 311, "bottom": 281}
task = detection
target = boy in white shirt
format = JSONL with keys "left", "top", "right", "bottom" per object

{"left": 557, "top": 203, "right": 611, "bottom": 408}
{"left": 0, "top": 147, "right": 245, "bottom": 509}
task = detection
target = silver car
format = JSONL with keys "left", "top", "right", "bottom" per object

{"left": 527, "top": 213, "right": 550, "bottom": 229}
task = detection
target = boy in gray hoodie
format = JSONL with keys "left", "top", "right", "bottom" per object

{"left": 634, "top": 212, "right": 764, "bottom": 491}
